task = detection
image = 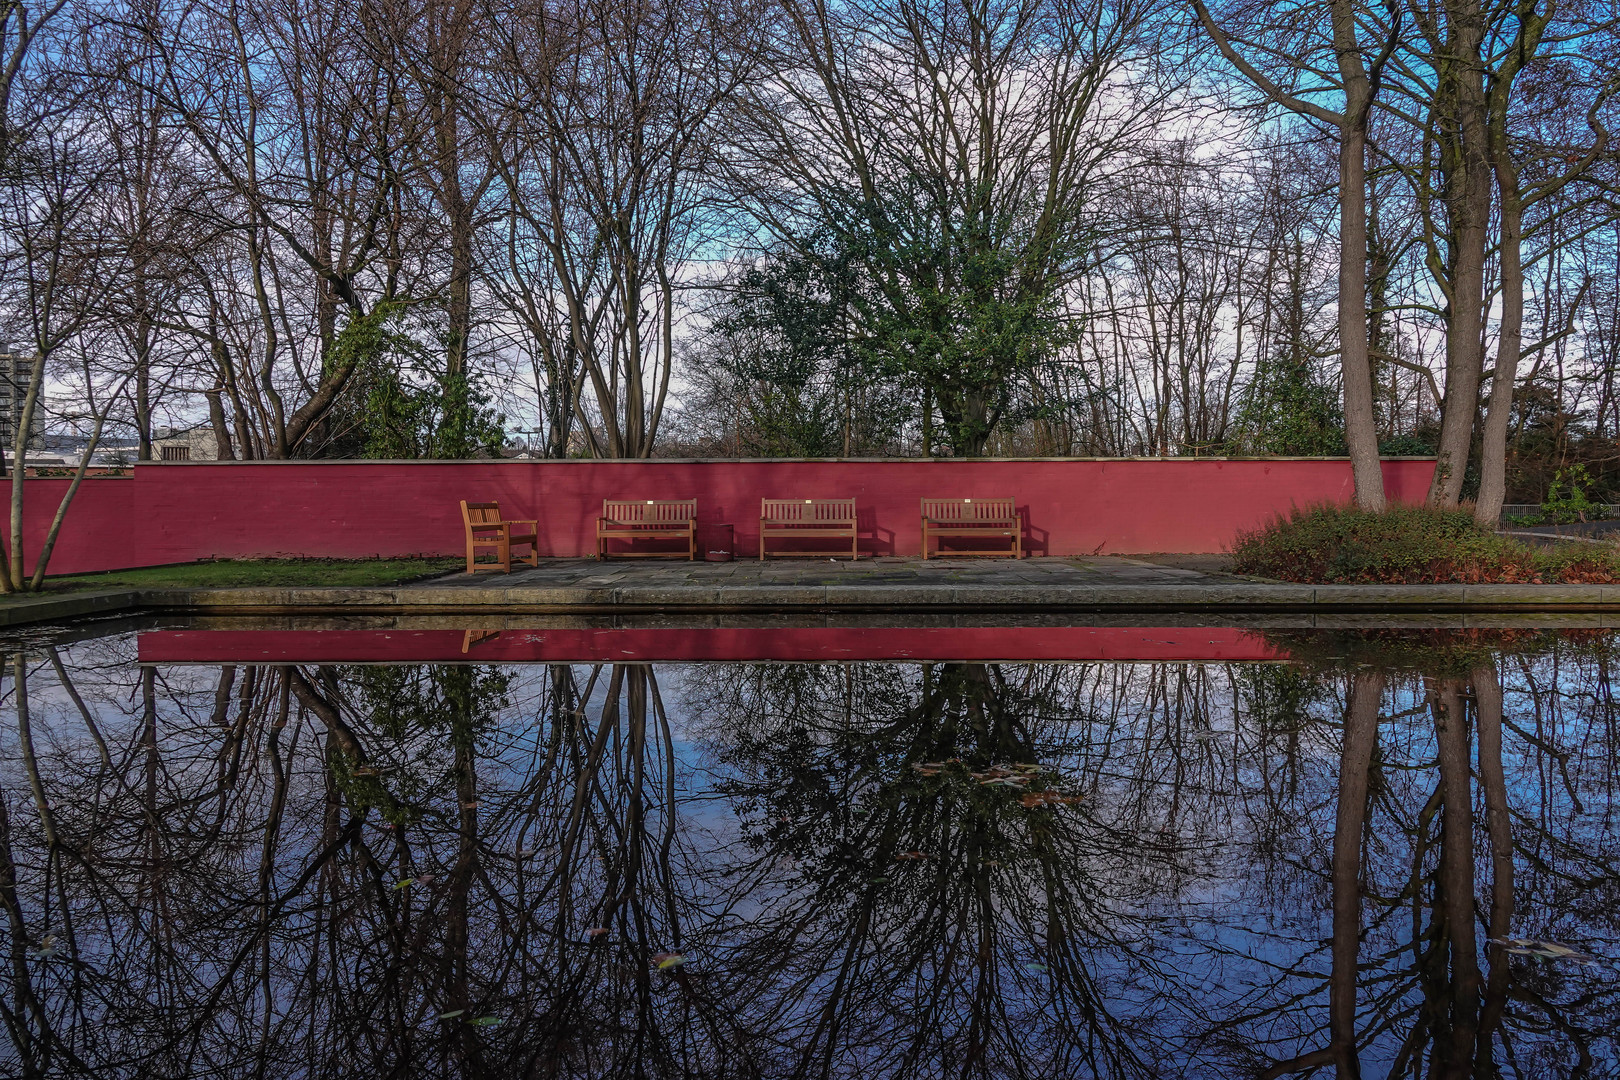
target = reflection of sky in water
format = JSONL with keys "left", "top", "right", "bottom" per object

{"left": 0, "top": 630, "right": 1616, "bottom": 1077}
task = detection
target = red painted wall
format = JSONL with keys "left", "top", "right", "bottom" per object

{"left": 12, "top": 477, "right": 136, "bottom": 577}
{"left": 137, "top": 627, "right": 1285, "bottom": 664}
{"left": 11, "top": 457, "right": 1435, "bottom": 574}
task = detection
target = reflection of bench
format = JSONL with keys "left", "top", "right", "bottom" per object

{"left": 460, "top": 500, "right": 539, "bottom": 574}
{"left": 921, "top": 498, "right": 1021, "bottom": 558}
{"left": 596, "top": 499, "right": 697, "bottom": 560}
{"left": 760, "top": 498, "right": 858, "bottom": 560}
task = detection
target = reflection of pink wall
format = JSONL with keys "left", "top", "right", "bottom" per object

{"left": 15, "top": 457, "right": 1437, "bottom": 574}
{"left": 137, "top": 627, "right": 1286, "bottom": 664}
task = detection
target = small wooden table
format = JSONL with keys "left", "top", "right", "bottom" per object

{"left": 597, "top": 499, "right": 698, "bottom": 560}
{"left": 760, "top": 498, "right": 859, "bottom": 560}
{"left": 921, "top": 497, "right": 1021, "bottom": 558}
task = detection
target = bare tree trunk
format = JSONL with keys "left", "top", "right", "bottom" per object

{"left": 1339, "top": 89, "right": 1386, "bottom": 510}
{"left": 1423, "top": 0, "right": 1492, "bottom": 509}
{"left": 1474, "top": 151, "right": 1522, "bottom": 526}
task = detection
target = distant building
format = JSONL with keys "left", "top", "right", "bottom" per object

{"left": 152, "top": 424, "right": 221, "bottom": 461}
{"left": 0, "top": 348, "right": 44, "bottom": 456}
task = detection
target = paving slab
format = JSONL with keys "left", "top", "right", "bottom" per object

{"left": 5, "top": 556, "right": 1620, "bottom": 631}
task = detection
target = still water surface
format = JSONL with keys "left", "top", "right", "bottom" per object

{"left": 0, "top": 621, "right": 1617, "bottom": 1078}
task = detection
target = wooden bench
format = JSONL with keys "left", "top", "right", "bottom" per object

{"left": 760, "top": 498, "right": 859, "bottom": 560}
{"left": 921, "top": 497, "right": 1022, "bottom": 558}
{"left": 597, "top": 499, "right": 697, "bottom": 560}
{"left": 461, "top": 501, "right": 539, "bottom": 574}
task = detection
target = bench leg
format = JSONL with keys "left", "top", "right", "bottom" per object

{"left": 921, "top": 522, "right": 929, "bottom": 559}
{"left": 466, "top": 537, "right": 476, "bottom": 574}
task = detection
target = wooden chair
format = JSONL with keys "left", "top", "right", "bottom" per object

{"left": 596, "top": 499, "right": 698, "bottom": 560}
{"left": 461, "top": 501, "right": 539, "bottom": 574}
{"left": 921, "top": 497, "right": 1022, "bottom": 558}
{"left": 760, "top": 498, "right": 859, "bottom": 560}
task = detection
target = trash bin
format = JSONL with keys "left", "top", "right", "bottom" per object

{"left": 704, "top": 523, "right": 734, "bottom": 562}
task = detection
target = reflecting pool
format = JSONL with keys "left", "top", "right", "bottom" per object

{"left": 1, "top": 619, "right": 1617, "bottom": 1077}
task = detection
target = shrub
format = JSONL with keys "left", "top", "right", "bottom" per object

{"left": 1229, "top": 503, "right": 1620, "bottom": 584}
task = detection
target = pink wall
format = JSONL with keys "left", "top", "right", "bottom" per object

{"left": 137, "top": 627, "right": 1284, "bottom": 663}
{"left": 12, "top": 457, "right": 1435, "bottom": 574}
{"left": 12, "top": 477, "right": 136, "bottom": 577}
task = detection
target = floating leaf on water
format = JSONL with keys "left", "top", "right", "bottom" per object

{"left": 27, "top": 935, "right": 58, "bottom": 960}
{"left": 1021, "top": 790, "right": 1084, "bottom": 809}
{"left": 868, "top": 876, "right": 890, "bottom": 885}
{"left": 515, "top": 848, "right": 536, "bottom": 859}
{"left": 469, "top": 1016, "right": 502, "bottom": 1027}
{"left": 586, "top": 927, "right": 610, "bottom": 940}
{"left": 894, "top": 851, "right": 929, "bottom": 861}
{"left": 1024, "top": 962, "right": 1048, "bottom": 974}
{"left": 462, "top": 801, "right": 481, "bottom": 810}
{"left": 437, "top": 1010, "right": 466, "bottom": 1021}
{"left": 416, "top": 874, "right": 436, "bottom": 886}
{"left": 352, "top": 766, "right": 379, "bottom": 777}
{"left": 393, "top": 878, "right": 415, "bottom": 890}
{"left": 651, "top": 952, "right": 687, "bottom": 971}
{"left": 1490, "top": 937, "right": 1600, "bottom": 964}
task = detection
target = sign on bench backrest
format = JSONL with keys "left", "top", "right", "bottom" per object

{"left": 921, "top": 497, "right": 1015, "bottom": 523}
{"left": 761, "top": 498, "right": 856, "bottom": 523}
{"left": 602, "top": 499, "right": 697, "bottom": 523}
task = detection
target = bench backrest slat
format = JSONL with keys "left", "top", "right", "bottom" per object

{"left": 761, "top": 498, "right": 856, "bottom": 523}
{"left": 921, "top": 497, "right": 1016, "bottom": 523}
{"left": 462, "top": 501, "right": 505, "bottom": 531}
{"left": 602, "top": 499, "right": 697, "bottom": 524}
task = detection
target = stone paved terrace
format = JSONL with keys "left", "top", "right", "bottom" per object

{"left": 9, "top": 555, "right": 1620, "bottom": 631}
{"left": 425, "top": 555, "right": 1256, "bottom": 592}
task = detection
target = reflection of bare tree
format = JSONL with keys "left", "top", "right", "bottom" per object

{"left": 1227, "top": 647, "right": 1620, "bottom": 1079}
{"left": 1, "top": 636, "right": 1618, "bottom": 1077}
{"left": 693, "top": 661, "right": 1185, "bottom": 1078}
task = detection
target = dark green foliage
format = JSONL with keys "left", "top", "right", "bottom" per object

{"left": 320, "top": 303, "right": 505, "bottom": 459}
{"left": 1377, "top": 434, "right": 1436, "bottom": 456}
{"left": 1230, "top": 503, "right": 1620, "bottom": 583}
{"left": 1229, "top": 353, "right": 1346, "bottom": 456}
{"left": 712, "top": 238, "right": 911, "bottom": 456}
{"left": 720, "top": 174, "right": 1080, "bottom": 457}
